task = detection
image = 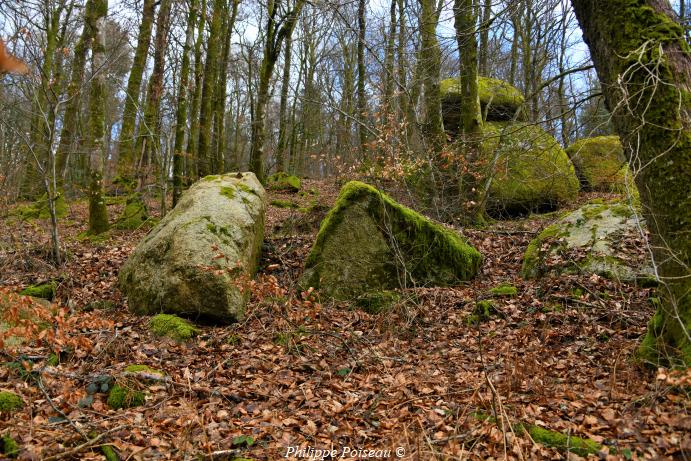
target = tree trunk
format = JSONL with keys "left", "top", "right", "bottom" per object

{"left": 173, "top": 0, "right": 198, "bottom": 206}
{"left": 87, "top": 0, "right": 109, "bottom": 235}
{"left": 357, "top": 0, "right": 368, "bottom": 157}
{"left": 454, "top": 0, "right": 484, "bottom": 222}
{"left": 213, "top": 0, "right": 240, "bottom": 173}
{"left": 249, "top": 0, "right": 306, "bottom": 183}
{"left": 418, "top": 0, "right": 444, "bottom": 153}
{"left": 276, "top": 33, "right": 293, "bottom": 172}
{"left": 56, "top": 0, "right": 94, "bottom": 189}
{"left": 118, "top": 0, "right": 156, "bottom": 180}
{"left": 136, "top": 0, "right": 172, "bottom": 190}
{"left": 478, "top": 0, "right": 491, "bottom": 76}
{"left": 186, "top": 0, "right": 208, "bottom": 181}
{"left": 197, "top": 0, "right": 224, "bottom": 177}
{"left": 572, "top": 0, "right": 690, "bottom": 366}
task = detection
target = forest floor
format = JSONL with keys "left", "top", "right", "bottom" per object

{"left": 0, "top": 178, "right": 689, "bottom": 461}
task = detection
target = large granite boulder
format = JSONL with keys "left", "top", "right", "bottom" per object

{"left": 300, "top": 181, "right": 482, "bottom": 299}
{"left": 441, "top": 76, "right": 524, "bottom": 132}
{"left": 522, "top": 201, "right": 654, "bottom": 282}
{"left": 565, "top": 136, "right": 634, "bottom": 193}
{"left": 483, "top": 123, "right": 580, "bottom": 215}
{"left": 119, "top": 173, "right": 266, "bottom": 323}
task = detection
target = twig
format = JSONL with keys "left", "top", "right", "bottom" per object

{"left": 34, "top": 374, "right": 88, "bottom": 440}
{"left": 41, "top": 424, "right": 128, "bottom": 461}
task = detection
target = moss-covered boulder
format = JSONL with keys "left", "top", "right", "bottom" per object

{"left": 300, "top": 182, "right": 482, "bottom": 299}
{"left": 113, "top": 193, "right": 148, "bottom": 230}
{"left": 565, "top": 136, "right": 634, "bottom": 193}
{"left": 522, "top": 202, "right": 654, "bottom": 282}
{"left": 119, "top": 173, "right": 266, "bottom": 323}
{"left": 15, "top": 192, "right": 67, "bottom": 220}
{"left": 266, "top": 172, "right": 301, "bottom": 192}
{"left": 441, "top": 76, "right": 525, "bottom": 131}
{"left": 482, "top": 123, "right": 580, "bottom": 215}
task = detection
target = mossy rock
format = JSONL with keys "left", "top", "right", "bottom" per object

{"left": 0, "top": 392, "right": 23, "bottom": 413}
{"left": 119, "top": 173, "right": 266, "bottom": 323}
{"left": 107, "top": 384, "right": 145, "bottom": 410}
{"left": 526, "top": 425, "right": 601, "bottom": 457}
{"left": 14, "top": 192, "right": 68, "bottom": 221}
{"left": 113, "top": 193, "right": 149, "bottom": 230}
{"left": 488, "top": 283, "right": 517, "bottom": 297}
{"left": 19, "top": 281, "right": 56, "bottom": 301}
{"left": 522, "top": 202, "right": 654, "bottom": 282}
{"left": 0, "top": 435, "right": 19, "bottom": 457}
{"left": 441, "top": 76, "right": 525, "bottom": 131}
{"left": 148, "top": 314, "right": 198, "bottom": 342}
{"left": 300, "top": 181, "right": 482, "bottom": 300}
{"left": 482, "top": 123, "right": 580, "bottom": 215}
{"left": 266, "top": 172, "right": 301, "bottom": 192}
{"left": 565, "top": 136, "right": 637, "bottom": 194}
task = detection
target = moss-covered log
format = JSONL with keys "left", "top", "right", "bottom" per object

{"left": 572, "top": 0, "right": 690, "bottom": 366}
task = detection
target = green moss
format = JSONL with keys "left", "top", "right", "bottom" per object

{"left": 527, "top": 425, "right": 601, "bottom": 457}
{"left": 637, "top": 296, "right": 691, "bottom": 367}
{"left": 15, "top": 193, "right": 68, "bottom": 221}
{"left": 441, "top": 76, "right": 524, "bottom": 125}
{"left": 219, "top": 186, "right": 236, "bottom": 200}
{"left": 101, "top": 445, "right": 119, "bottom": 461}
{"left": 124, "top": 364, "right": 164, "bottom": 376}
{"left": 266, "top": 172, "right": 301, "bottom": 192}
{"left": 148, "top": 314, "right": 198, "bottom": 342}
{"left": 303, "top": 181, "right": 482, "bottom": 298}
{"left": 107, "top": 384, "right": 145, "bottom": 409}
{"left": 483, "top": 123, "right": 580, "bottom": 215}
{"left": 0, "top": 392, "right": 23, "bottom": 413}
{"left": 19, "top": 282, "right": 56, "bottom": 301}
{"left": 467, "top": 300, "right": 503, "bottom": 324}
{"left": 114, "top": 193, "right": 148, "bottom": 230}
{"left": 522, "top": 223, "right": 566, "bottom": 278}
{"left": 488, "top": 283, "right": 518, "bottom": 297}
{"left": 236, "top": 183, "right": 257, "bottom": 195}
{"left": 202, "top": 175, "right": 221, "bottom": 182}
{"left": 355, "top": 290, "right": 402, "bottom": 314}
{"left": 271, "top": 199, "right": 299, "bottom": 209}
{"left": 0, "top": 435, "right": 19, "bottom": 457}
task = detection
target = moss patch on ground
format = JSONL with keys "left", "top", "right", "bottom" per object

{"left": 107, "top": 384, "right": 145, "bottom": 409}
{"left": 124, "top": 364, "right": 164, "bottom": 376}
{"left": 271, "top": 199, "right": 299, "bottom": 209}
{"left": 0, "top": 392, "right": 23, "bottom": 413}
{"left": 488, "top": 283, "right": 518, "bottom": 297}
{"left": 19, "top": 281, "right": 56, "bottom": 301}
{"left": 526, "top": 425, "right": 601, "bottom": 457}
{"left": 301, "top": 181, "right": 482, "bottom": 299}
{"left": 148, "top": 314, "right": 199, "bottom": 342}
{"left": 0, "top": 435, "right": 19, "bottom": 457}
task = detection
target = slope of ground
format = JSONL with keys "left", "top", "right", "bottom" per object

{"left": 0, "top": 179, "right": 688, "bottom": 460}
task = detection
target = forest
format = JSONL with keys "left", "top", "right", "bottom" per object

{"left": 0, "top": 0, "right": 689, "bottom": 459}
